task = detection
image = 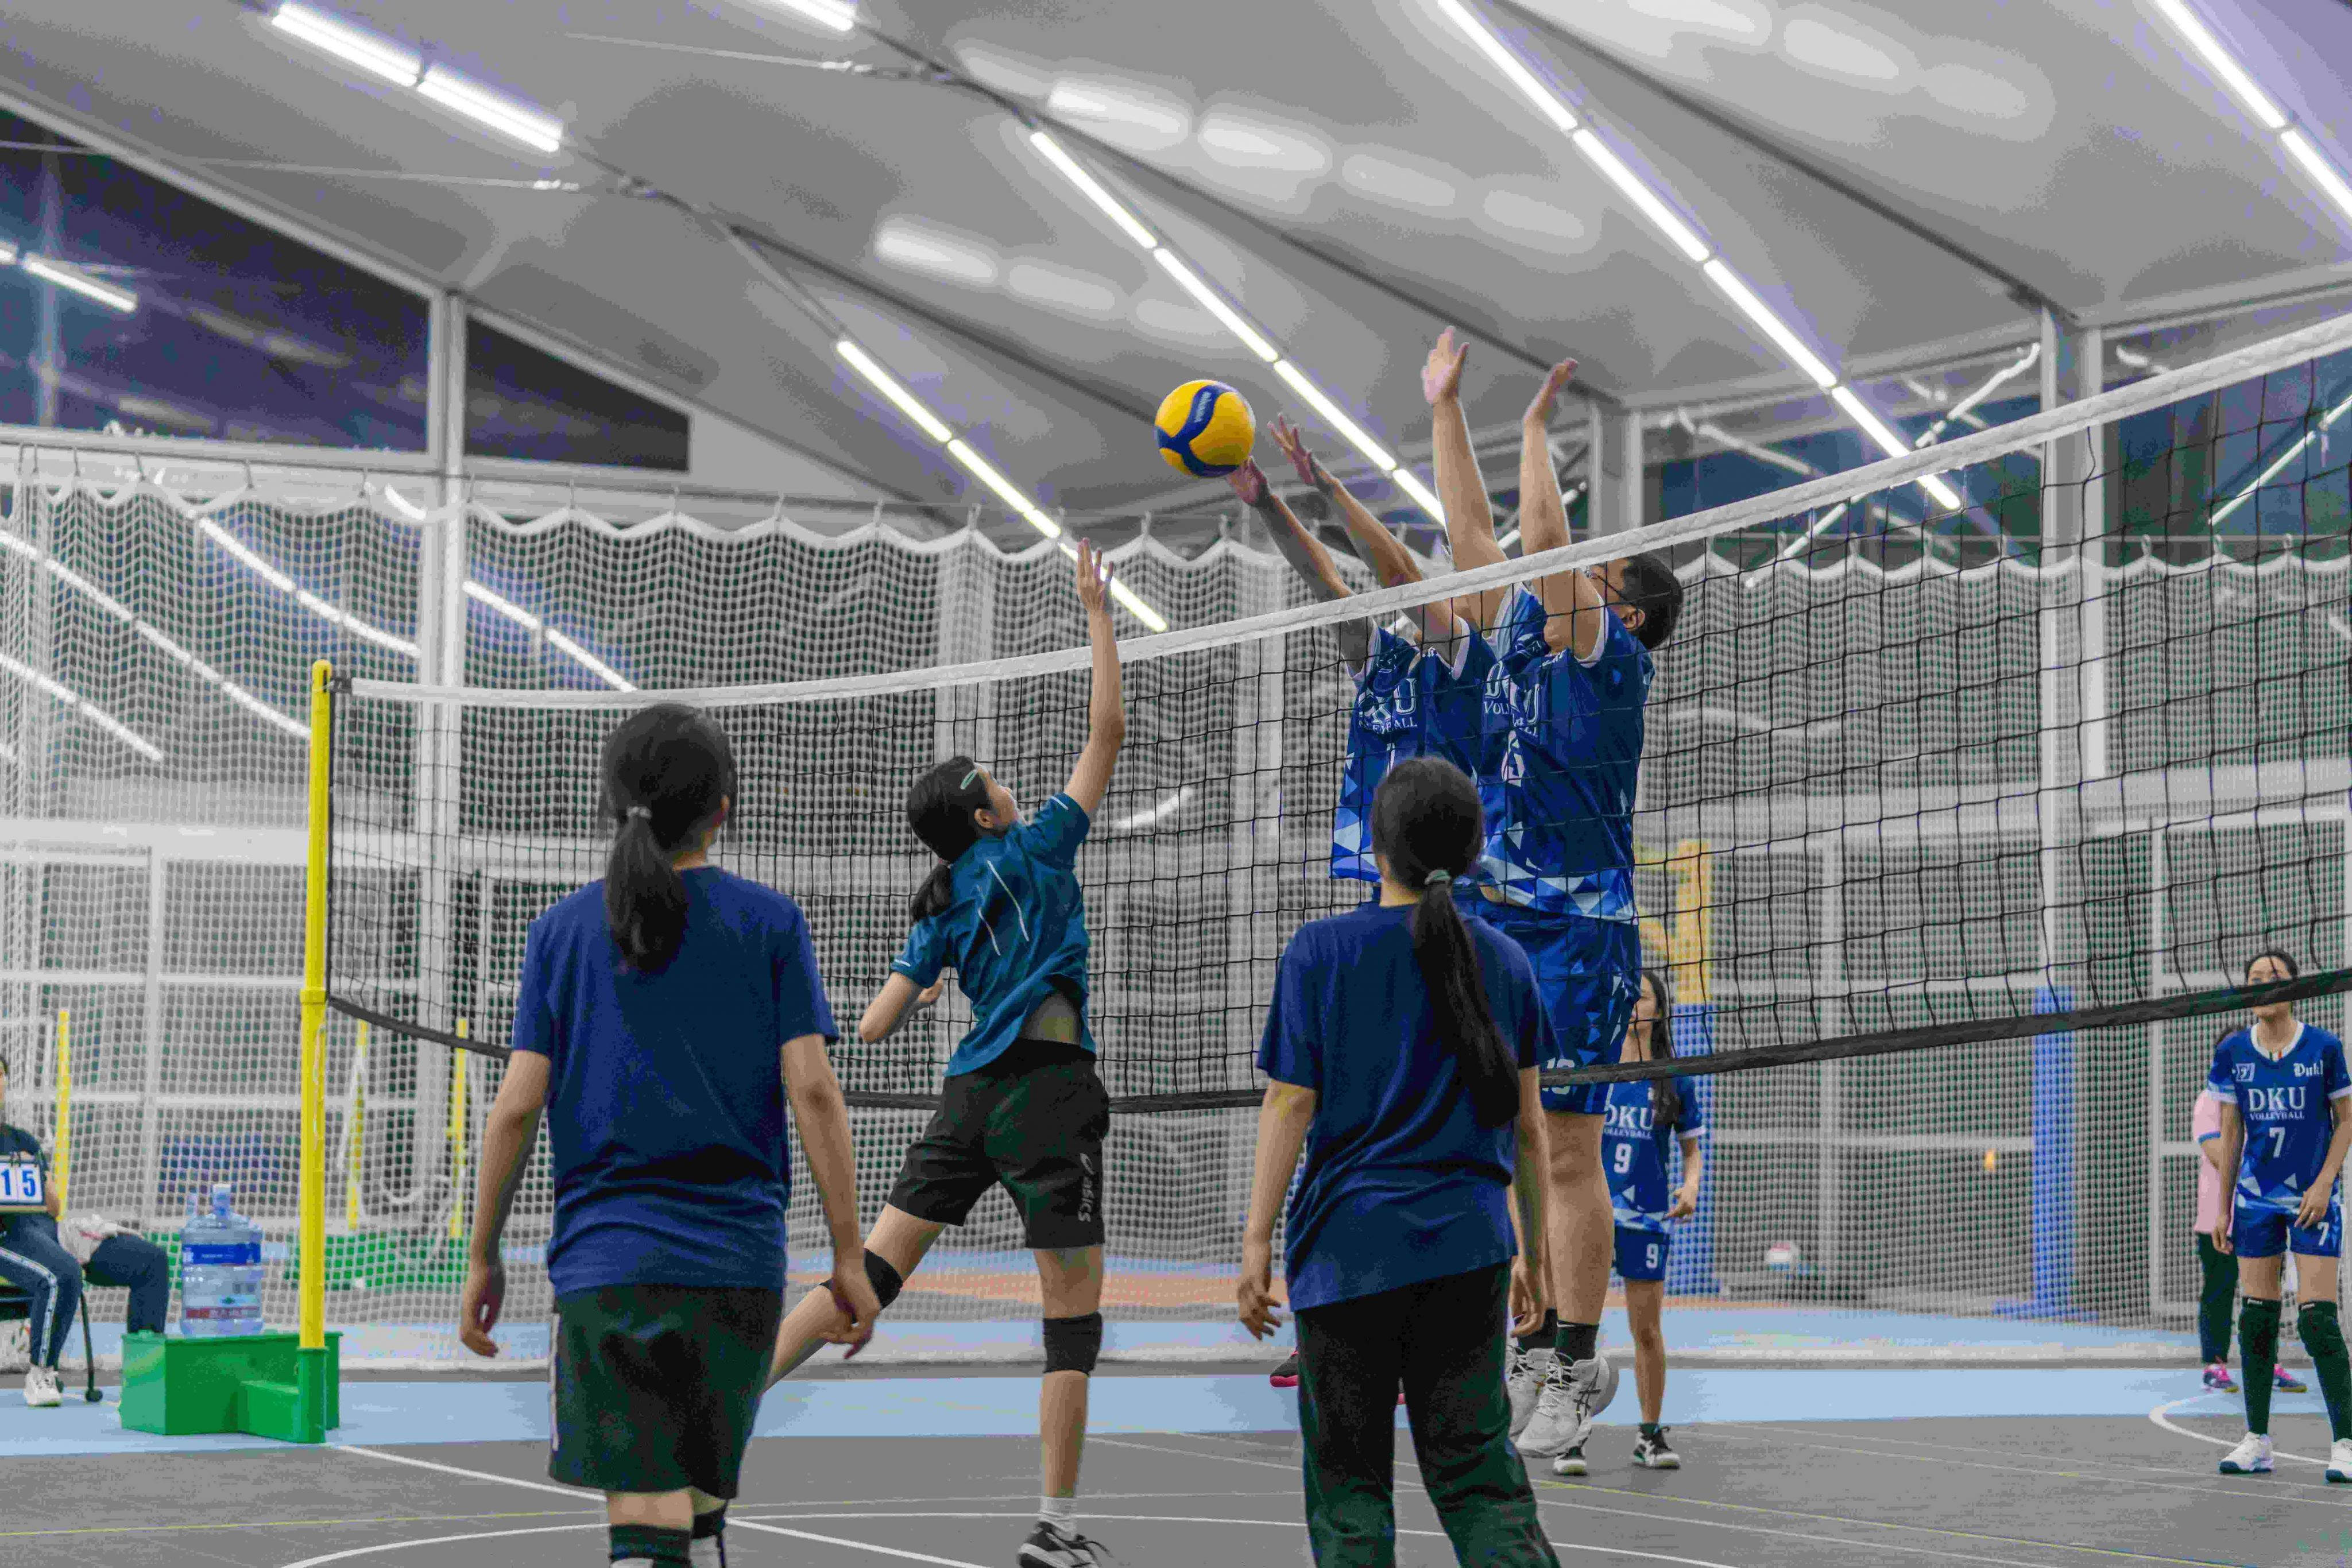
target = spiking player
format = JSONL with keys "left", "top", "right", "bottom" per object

{"left": 1228, "top": 418, "right": 1511, "bottom": 1390}
{"left": 2210, "top": 949, "right": 2352, "bottom": 1482}
{"left": 1425, "top": 330, "right": 1687, "bottom": 1468}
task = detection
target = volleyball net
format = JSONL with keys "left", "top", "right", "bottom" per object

{"left": 2, "top": 311, "right": 2349, "bottom": 1362}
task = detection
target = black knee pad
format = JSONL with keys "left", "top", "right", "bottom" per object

{"left": 864, "top": 1252, "right": 904, "bottom": 1313}
{"left": 2243, "top": 1296, "right": 2283, "bottom": 1349}
{"left": 1043, "top": 1311, "right": 1104, "bottom": 1376}
{"left": 2303, "top": 1300, "right": 2345, "bottom": 1355}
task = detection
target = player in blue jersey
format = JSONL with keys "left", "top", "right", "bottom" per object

{"left": 1227, "top": 421, "right": 1506, "bottom": 887}
{"left": 1565, "top": 970, "right": 1703, "bottom": 1477}
{"left": 2209, "top": 949, "right": 2352, "bottom": 1482}
{"left": 760, "top": 542, "right": 1125, "bottom": 1568}
{"left": 1429, "top": 346, "right": 1685, "bottom": 1462}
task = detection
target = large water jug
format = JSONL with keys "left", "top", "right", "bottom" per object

{"left": 179, "top": 1183, "right": 263, "bottom": 1337}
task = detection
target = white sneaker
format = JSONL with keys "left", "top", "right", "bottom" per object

{"left": 22, "top": 1366, "right": 60, "bottom": 1408}
{"left": 2330, "top": 1438, "right": 2352, "bottom": 1484}
{"left": 1550, "top": 1443, "right": 1587, "bottom": 1477}
{"left": 1507, "top": 1345, "right": 1553, "bottom": 1438}
{"left": 2218, "top": 1432, "right": 2273, "bottom": 1475}
{"left": 1519, "top": 1354, "right": 1615, "bottom": 1457}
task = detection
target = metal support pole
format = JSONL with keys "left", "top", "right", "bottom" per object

{"left": 2146, "top": 827, "right": 2169, "bottom": 1321}
{"left": 1817, "top": 841, "right": 1843, "bottom": 1277}
{"left": 136, "top": 848, "right": 166, "bottom": 1228}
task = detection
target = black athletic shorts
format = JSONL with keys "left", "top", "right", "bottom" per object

{"left": 886, "top": 1039, "right": 1111, "bottom": 1250}
{"left": 548, "top": 1283, "right": 783, "bottom": 1497}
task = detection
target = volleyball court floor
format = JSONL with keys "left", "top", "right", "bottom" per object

{"left": 3, "top": 1350, "right": 2347, "bottom": 1568}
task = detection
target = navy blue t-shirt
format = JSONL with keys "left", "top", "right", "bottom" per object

{"left": 1257, "top": 902, "right": 1554, "bottom": 1311}
{"left": 2207, "top": 1023, "right": 2352, "bottom": 1215}
{"left": 511, "top": 868, "right": 837, "bottom": 1297}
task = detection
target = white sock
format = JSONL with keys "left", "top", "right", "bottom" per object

{"left": 1039, "top": 1495, "right": 1077, "bottom": 1533}
{"left": 688, "top": 1538, "right": 723, "bottom": 1568}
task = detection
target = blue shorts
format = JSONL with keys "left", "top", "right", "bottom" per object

{"left": 1480, "top": 903, "right": 1639, "bottom": 1116}
{"left": 2233, "top": 1196, "right": 2343, "bottom": 1260}
{"left": 1614, "top": 1225, "right": 1669, "bottom": 1283}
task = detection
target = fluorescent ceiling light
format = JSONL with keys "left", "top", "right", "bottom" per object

{"left": 23, "top": 256, "right": 136, "bottom": 313}
{"left": 873, "top": 223, "right": 1000, "bottom": 287}
{"left": 1830, "top": 386, "right": 1960, "bottom": 510}
{"left": 464, "top": 579, "right": 632, "bottom": 688}
{"left": 1572, "top": 129, "right": 1709, "bottom": 262}
{"left": 2149, "top": 0, "right": 2287, "bottom": 130}
{"left": 1274, "top": 360, "right": 1396, "bottom": 473}
{"left": 1028, "top": 131, "right": 1158, "bottom": 249}
{"left": 1047, "top": 80, "right": 1190, "bottom": 144}
{"left": 1430, "top": 0, "right": 1580, "bottom": 134}
{"left": 837, "top": 338, "right": 954, "bottom": 443}
{"left": 1390, "top": 469, "right": 1447, "bottom": 521}
{"left": 1153, "top": 251, "right": 1278, "bottom": 363}
{"left": 2281, "top": 129, "right": 2352, "bottom": 227}
{"left": 0, "top": 649, "right": 164, "bottom": 762}
{"left": 947, "top": 439, "right": 1061, "bottom": 537}
{"left": 272, "top": 3, "right": 421, "bottom": 85}
{"left": 1703, "top": 262, "right": 1833, "bottom": 389}
{"left": 2211, "top": 385, "right": 2352, "bottom": 525}
{"left": 417, "top": 66, "right": 564, "bottom": 153}
{"left": 749, "top": 0, "right": 858, "bottom": 33}
{"left": 0, "top": 241, "right": 15, "bottom": 265}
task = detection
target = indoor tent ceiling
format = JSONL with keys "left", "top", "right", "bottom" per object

{"left": 0, "top": 0, "right": 2346, "bottom": 515}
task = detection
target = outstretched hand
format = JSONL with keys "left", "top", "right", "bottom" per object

{"left": 1523, "top": 358, "right": 1579, "bottom": 429}
{"left": 1072, "top": 537, "right": 1113, "bottom": 618}
{"left": 1225, "top": 458, "right": 1270, "bottom": 508}
{"left": 1268, "top": 417, "right": 1321, "bottom": 489}
{"left": 1422, "top": 327, "right": 1469, "bottom": 406}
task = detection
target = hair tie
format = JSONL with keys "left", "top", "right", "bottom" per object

{"left": 1424, "top": 870, "right": 1453, "bottom": 889}
{"left": 626, "top": 806, "right": 652, "bottom": 822}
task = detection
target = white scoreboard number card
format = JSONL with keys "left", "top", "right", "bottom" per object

{"left": 0, "top": 1157, "right": 44, "bottom": 1211}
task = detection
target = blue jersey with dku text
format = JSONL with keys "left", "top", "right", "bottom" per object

{"left": 2206, "top": 1023, "right": 2351, "bottom": 1213}
{"left": 1332, "top": 624, "right": 1506, "bottom": 882}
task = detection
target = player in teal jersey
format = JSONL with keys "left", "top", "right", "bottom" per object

{"left": 2210, "top": 949, "right": 2352, "bottom": 1481}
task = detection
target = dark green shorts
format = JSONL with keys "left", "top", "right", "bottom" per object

{"left": 886, "top": 1040, "right": 1111, "bottom": 1250}
{"left": 548, "top": 1283, "right": 783, "bottom": 1497}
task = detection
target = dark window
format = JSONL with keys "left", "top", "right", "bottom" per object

{"left": 0, "top": 110, "right": 429, "bottom": 448}
{"left": 464, "top": 323, "right": 688, "bottom": 470}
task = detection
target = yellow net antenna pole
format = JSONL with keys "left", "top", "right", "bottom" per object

{"left": 448, "top": 1021, "right": 470, "bottom": 1242}
{"left": 345, "top": 1021, "right": 368, "bottom": 1232}
{"left": 295, "top": 659, "right": 336, "bottom": 1441}
{"left": 52, "top": 1008, "right": 70, "bottom": 1213}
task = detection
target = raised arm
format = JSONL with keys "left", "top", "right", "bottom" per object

{"left": 1270, "top": 417, "right": 1462, "bottom": 648}
{"left": 1061, "top": 539, "right": 1126, "bottom": 818}
{"left": 858, "top": 973, "right": 945, "bottom": 1043}
{"left": 1231, "top": 458, "right": 1350, "bottom": 603}
{"left": 1422, "top": 328, "right": 1507, "bottom": 631}
{"left": 1521, "top": 359, "right": 1608, "bottom": 660}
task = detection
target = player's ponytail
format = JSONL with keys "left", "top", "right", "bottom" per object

{"left": 905, "top": 758, "right": 992, "bottom": 923}
{"left": 601, "top": 704, "right": 737, "bottom": 974}
{"left": 1372, "top": 757, "right": 1518, "bottom": 1129}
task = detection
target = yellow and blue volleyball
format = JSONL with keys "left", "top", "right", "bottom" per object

{"left": 1154, "top": 380, "right": 1255, "bottom": 478}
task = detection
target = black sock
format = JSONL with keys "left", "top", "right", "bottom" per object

{"left": 1556, "top": 1321, "right": 1599, "bottom": 1364}
{"left": 2242, "top": 1299, "right": 2283, "bottom": 1435}
{"left": 1518, "top": 1309, "right": 1560, "bottom": 1356}
{"left": 1640, "top": 1423, "right": 1663, "bottom": 1440}
{"left": 2300, "top": 1302, "right": 2352, "bottom": 1443}
{"left": 610, "top": 1523, "right": 691, "bottom": 1565}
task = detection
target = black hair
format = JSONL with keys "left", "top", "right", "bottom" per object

{"left": 1618, "top": 551, "right": 1682, "bottom": 651}
{"left": 1371, "top": 757, "right": 1518, "bottom": 1129}
{"left": 2247, "top": 948, "right": 2302, "bottom": 984}
{"left": 1630, "top": 969, "right": 1681, "bottom": 1152}
{"left": 601, "top": 703, "right": 737, "bottom": 974}
{"left": 906, "top": 757, "right": 994, "bottom": 923}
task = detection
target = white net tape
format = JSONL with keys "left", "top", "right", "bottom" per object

{"left": 1, "top": 310, "right": 2349, "bottom": 1365}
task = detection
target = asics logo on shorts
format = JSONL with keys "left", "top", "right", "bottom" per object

{"left": 1079, "top": 1152, "right": 1096, "bottom": 1224}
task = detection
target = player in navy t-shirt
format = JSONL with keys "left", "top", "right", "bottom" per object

{"left": 1240, "top": 756, "right": 1560, "bottom": 1566}
{"left": 763, "top": 541, "right": 1125, "bottom": 1568}
{"left": 1428, "top": 338, "right": 1687, "bottom": 1462}
{"left": 459, "top": 703, "right": 876, "bottom": 1568}
{"left": 1589, "top": 970, "right": 1704, "bottom": 1476}
{"left": 2207, "top": 949, "right": 2352, "bottom": 1482}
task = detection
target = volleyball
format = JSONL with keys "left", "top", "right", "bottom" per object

{"left": 1154, "top": 380, "right": 1255, "bottom": 477}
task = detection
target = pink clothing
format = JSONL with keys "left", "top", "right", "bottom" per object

{"left": 2193, "top": 1089, "right": 2227, "bottom": 1234}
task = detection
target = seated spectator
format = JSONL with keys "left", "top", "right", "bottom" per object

{"left": 0, "top": 1051, "right": 171, "bottom": 1407}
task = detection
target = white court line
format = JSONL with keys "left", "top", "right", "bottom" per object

{"left": 2149, "top": 1393, "right": 2339, "bottom": 1470}
{"left": 1092, "top": 1434, "right": 2222, "bottom": 1568}
{"left": 279, "top": 1522, "right": 606, "bottom": 1567}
